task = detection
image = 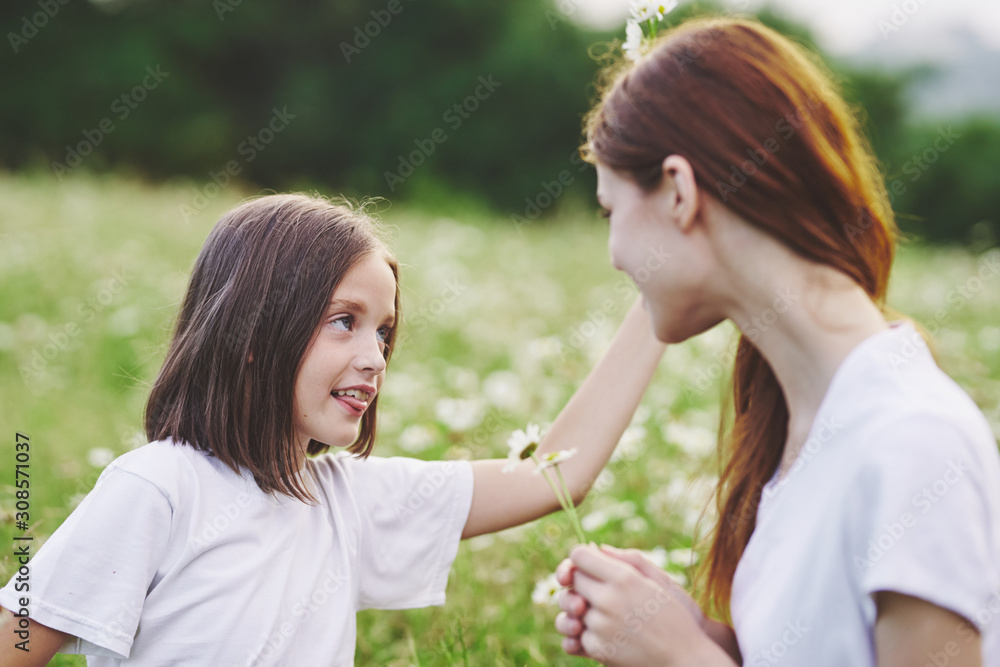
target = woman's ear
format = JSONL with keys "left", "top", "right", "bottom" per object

{"left": 660, "top": 155, "right": 699, "bottom": 233}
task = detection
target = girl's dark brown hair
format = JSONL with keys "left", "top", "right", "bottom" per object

{"left": 584, "top": 17, "right": 898, "bottom": 618}
{"left": 145, "top": 194, "right": 399, "bottom": 502}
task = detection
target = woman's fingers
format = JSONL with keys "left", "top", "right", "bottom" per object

{"left": 561, "top": 636, "right": 587, "bottom": 657}
{"left": 600, "top": 544, "right": 674, "bottom": 587}
{"left": 570, "top": 543, "right": 631, "bottom": 583}
{"left": 558, "top": 588, "right": 588, "bottom": 617}
{"left": 555, "top": 611, "right": 584, "bottom": 637}
{"left": 555, "top": 557, "right": 575, "bottom": 587}
{"left": 567, "top": 569, "right": 607, "bottom": 606}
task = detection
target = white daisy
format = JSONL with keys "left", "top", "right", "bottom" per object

{"left": 623, "top": 21, "right": 644, "bottom": 61}
{"left": 434, "top": 397, "right": 484, "bottom": 432}
{"left": 503, "top": 423, "right": 543, "bottom": 472}
{"left": 533, "top": 448, "right": 578, "bottom": 474}
{"left": 531, "top": 573, "right": 562, "bottom": 605}
{"left": 629, "top": 0, "right": 678, "bottom": 23}
{"left": 399, "top": 424, "right": 435, "bottom": 453}
{"left": 87, "top": 447, "right": 115, "bottom": 468}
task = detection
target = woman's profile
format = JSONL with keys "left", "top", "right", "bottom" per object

{"left": 555, "top": 15, "right": 1000, "bottom": 667}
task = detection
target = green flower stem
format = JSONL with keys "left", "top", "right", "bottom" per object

{"left": 530, "top": 453, "right": 587, "bottom": 545}
{"left": 531, "top": 455, "right": 573, "bottom": 514}
{"left": 553, "top": 465, "right": 587, "bottom": 544}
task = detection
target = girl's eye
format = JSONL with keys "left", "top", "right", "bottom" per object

{"left": 330, "top": 315, "right": 352, "bottom": 332}
{"left": 376, "top": 326, "right": 392, "bottom": 344}
{"left": 599, "top": 208, "right": 611, "bottom": 219}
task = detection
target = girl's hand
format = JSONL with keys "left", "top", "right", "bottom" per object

{"left": 555, "top": 544, "right": 735, "bottom": 666}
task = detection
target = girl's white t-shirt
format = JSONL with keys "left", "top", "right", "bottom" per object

{"left": 0, "top": 440, "right": 474, "bottom": 666}
{"left": 731, "top": 321, "right": 1000, "bottom": 666}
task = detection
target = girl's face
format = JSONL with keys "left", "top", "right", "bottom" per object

{"left": 596, "top": 160, "right": 724, "bottom": 343}
{"left": 293, "top": 253, "right": 396, "bottom": 452}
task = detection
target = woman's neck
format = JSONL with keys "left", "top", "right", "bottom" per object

{"left": 723, "top": 258, "right": 889, "bottom": 475}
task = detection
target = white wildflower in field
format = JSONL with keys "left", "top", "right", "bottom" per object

{"left": 445, "top": 366, "right": 479, "bottom": 393}
{"left": 124, "top": 431, "right": 146, "bottom": 450}
{"left": 86, "top": 447, "right": 115, "bottom": 468}
{"left": 641, "top": 545, "right": 669, "bottom": 569}
{"left": 399, "top": 425, "right": 435, "bottom": 453}
{"left": 978, "top": 325, "right": 1000, "bottom": 351}
{"left": 611, "top": 424, "right": 646, "bottom": 462}
{"left": 435, "top": 397, "right": 484, "bottom": 432}
{"left": 594, "top": 468, "right": 615, "bottom": 491}
{"left": 582, "top": 500, "right": 636, "bottom": 531}
{"left": 631, "top": 404, "right": 651, "bottom": 425}
{"left": 668, "top": 570, "right": 690, "bottom": 588}
{"left": 492, "top": 568, "right": 518, "bottom": 585}
{"left": 531, "top": 573, "right": 562, "bottom": 605}
{"left": 524, "top": 336, "right": 563, "bottom": 363}
{"left": 467, "top": 534, "right": 495, "bottom": 552}
{"left": 582, "top": 510, "right": 609, "bottom": 532}
{"left": 106, "top": 305, "right": 140, "bottom": 337}
{"left": 663, "top": 422, "right": 715, "bottom": 456}
{"left": 624, "top": 516, "right": 649, "bottom": 532}
{"left": 483, "top": 370, "right": 522, "bottom": 409}
{"left": 668, "top": 547, "right": 696, "bottom": 568}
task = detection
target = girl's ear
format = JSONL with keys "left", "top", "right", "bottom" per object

{"left": 660, "top": 154, "right": 699, "bottom": 233}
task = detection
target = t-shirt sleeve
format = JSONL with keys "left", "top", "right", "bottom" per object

{"left": 851, "top": 414, "right": 999, "bottom": 628}
{"left": 0, "top": 465, "right": 172, "bottom": 658}
{"left": 340, "top": 456, "right": 473, "bottom": 611}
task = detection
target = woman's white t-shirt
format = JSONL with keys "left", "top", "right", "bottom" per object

{"left": 731, "top": 321, "right": 1000, "bottom": 666}
{"left": 0, "top": 440, "right": 474, "bottom": 666}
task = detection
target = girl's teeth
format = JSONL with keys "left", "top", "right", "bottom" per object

{"left": 335, "top": 389, "right": 367, "bottom": 401}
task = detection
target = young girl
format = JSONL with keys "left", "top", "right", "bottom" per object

{"left": 553, "top": 16, "right": 1000, "bottom": 667}
{"left": 0, "top": 194, "right": 666, "bottom": 665}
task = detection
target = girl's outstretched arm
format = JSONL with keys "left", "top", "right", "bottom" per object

{"left": 462, "top": 297, "right": 665, "bottom": 539}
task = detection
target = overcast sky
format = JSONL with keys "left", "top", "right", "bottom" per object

{"left": 573, "top": 0, "right": 1000, "bottom": 59}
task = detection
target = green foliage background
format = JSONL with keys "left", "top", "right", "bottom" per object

{"left": 1, "top": 174, "right": 999, "bottom": 665}
{"left": 0, "top": 0, "right": 997, "bottom": 242}
{"left": 2, "top": 1, "right": 999, "bottom": 663}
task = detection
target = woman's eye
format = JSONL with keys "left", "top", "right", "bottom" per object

{"left": 376, "top": 326, "right": 391, "bottom": 344}
{"left": 599, "top": 208, "right": 611, "bottom": 219}
{"left": 330, "top": 315, "right": 352, "bottom": 332}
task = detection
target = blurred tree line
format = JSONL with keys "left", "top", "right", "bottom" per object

{"left": 0, "top": 0, "right": 996, "bottom": 244}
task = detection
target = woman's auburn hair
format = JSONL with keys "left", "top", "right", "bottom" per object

{"left": 145, "top": 193, "right": 400, "bottom": 503}
{"left": 584, "top": 17, "right": 898, "bottom": 618}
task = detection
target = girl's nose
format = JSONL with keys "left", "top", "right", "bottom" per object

{"left": 357, "top": 333, "right": 387, "bottom": 374}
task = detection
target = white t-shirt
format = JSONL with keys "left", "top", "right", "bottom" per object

{"left": 0, "top": 440, "right": 474, "bottom": 666}
{"left": 731, "top": 321, "right": 1000, "bottom": 666}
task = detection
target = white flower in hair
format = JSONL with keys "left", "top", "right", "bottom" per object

{"left": 623, "top": 21, "right": 644, "bottom": 61}
{"left": 630, "top": 0, "right": 678, "bottom": 23}
{"left": 624, "top": 0, "right": 678, "bottom": 61}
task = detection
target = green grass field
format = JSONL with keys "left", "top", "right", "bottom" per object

{"left": 1, "top": 172, "right": 998, "bottom": 665}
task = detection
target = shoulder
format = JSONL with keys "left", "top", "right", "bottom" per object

{"left": 310, "top": 451, "right": 470, "bottom": 482}
{"left": 99, "top": 439, "right": 221, "bottom": 507}
{"left": 836, "top": 323, "right": 997, "bottom": 473}
{"left": 308, "top": 452, "right": 472, "bottom": 501}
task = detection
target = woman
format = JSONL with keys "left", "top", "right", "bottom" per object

{"left": 554, "top": 16, "right": 1000, "bottom": 667}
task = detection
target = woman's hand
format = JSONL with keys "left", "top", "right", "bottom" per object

{"left": 554, "top": 544, "right": 736, "bottom": 666}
